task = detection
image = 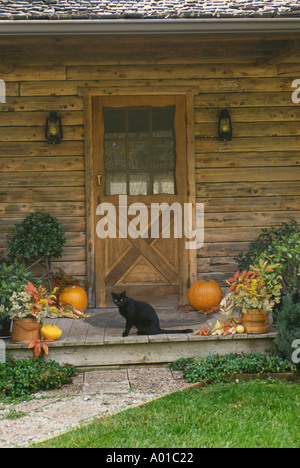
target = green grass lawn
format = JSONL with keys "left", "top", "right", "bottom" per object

{"left": 33, "top": 380, "right": 300, "bottom": 448}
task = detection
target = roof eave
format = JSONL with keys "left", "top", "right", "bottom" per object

{"left": 0, "top": 18, "right": 300, "bottom": 35}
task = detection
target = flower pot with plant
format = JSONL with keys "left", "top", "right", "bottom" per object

{"left": 224, "top": 259, "right": 282, "bottom": 334}
{"left": 0, "top": 260, "right": 33, "bottom": 338}
{"left": 8, "top": 282, "right": 58, "bottom": 343}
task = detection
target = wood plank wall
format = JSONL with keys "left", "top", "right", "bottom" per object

{"left": 0, "top": 35, "right": 300, "bottom": 293}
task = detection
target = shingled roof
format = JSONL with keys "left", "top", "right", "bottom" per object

{"left": 0, "top": 0, "right": 300, "bottom": 21}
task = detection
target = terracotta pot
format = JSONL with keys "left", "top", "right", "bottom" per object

{"left": 241, "top": 309, "right": 270, "bottom": 334}
{"left": 11, "top": 318, "right": 41, "bottom": 344}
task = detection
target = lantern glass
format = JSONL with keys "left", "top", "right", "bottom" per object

{"left": 46, "top": 112, "right": 63, "bottom": 144}
{"left": 218, "top": 109, "right": 232, "bottom": 141}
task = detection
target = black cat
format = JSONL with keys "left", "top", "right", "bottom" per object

{"left": 111, "top": 291, "right": 193, "bottom": 337}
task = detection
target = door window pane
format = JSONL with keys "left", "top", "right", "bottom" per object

{"left": 152, "top": 107, "right": 175, "bottom": 138}
{"left": 129, "top": 141, "right": 150, "bottom": 170}
{"left": 129, "top": 173, "right": 151, "bottom": 196}
{"left": 153, "top": 173, "right": 176, "bottom": 195}
{"left": 152, "top": 139, "right": 175, "bottom": 170}
{"left": 105, "top": 173, "right": 127, "bottom": 196}
{"left": 128, "top": 109, "right": 150, "bottom": 138}
{"left": 103, "top": 109, "right": 126, "bottom": 138}
{"left": 104, "top": 140, "right": 126, "bottom": 170}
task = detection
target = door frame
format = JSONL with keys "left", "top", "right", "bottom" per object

{"left": 81, "top": 87, "right": 197, "bottom": 308}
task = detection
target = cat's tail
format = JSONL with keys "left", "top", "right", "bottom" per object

{"left": 160, "top": 329, "right": 193, "bottom": 334}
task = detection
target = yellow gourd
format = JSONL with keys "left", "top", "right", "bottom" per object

{"left": 41, "top": 324, "right": 62, "bottom": 341}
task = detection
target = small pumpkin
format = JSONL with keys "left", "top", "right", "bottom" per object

{"left": 41, "top": 324, "right": 62, "bottom": 341}
{"left": 188, "top": 280, "right": 223, "bottom": 311}
{"left": 59, "top": 286, "right": 88, "bottom": 312}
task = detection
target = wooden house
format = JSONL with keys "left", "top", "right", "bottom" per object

{"left": 0, "top": 0, "right": 300, "bottom": 311}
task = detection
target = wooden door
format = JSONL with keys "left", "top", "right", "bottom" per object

{"left": 93, "top": 95, "right": 188, "bottom": 307}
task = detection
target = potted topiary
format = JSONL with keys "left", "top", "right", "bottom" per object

{"left": 0, "top": 260, "right": 33, "bottom": 337}
{"left": 7, "top": 211, "right": 66, "bottom": 282}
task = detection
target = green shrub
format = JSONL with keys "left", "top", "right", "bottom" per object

{"left": 234, "top": 219, "right": 299, "bottom": 268}
{"left": 170, "top": 352, "right": 296, "bottom": 384}
{"left": 0, "top": 355, "right": 76, "bottom": 399}
{"left": 234, "top": 219, "right": 300, "bottom": 295}
{"left": 261, "top": 233, "right": 300, "bottom": 295}
{"left": 7, "top": 211, "right": 66, "bottom": 261}
{"left": 273, "top": 293, "right": 300, "bottom": 370}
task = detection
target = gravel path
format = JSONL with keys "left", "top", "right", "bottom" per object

{"left": 0, "top": 366, "right": 191, "bottom": 448}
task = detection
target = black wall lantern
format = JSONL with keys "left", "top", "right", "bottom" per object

{"left": 46, "top": 112, "right": 63, "bottom": 144}
{"left": 218, "top": 109, "right": 232, "bottom": 141}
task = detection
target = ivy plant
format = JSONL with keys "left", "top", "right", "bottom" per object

{"left": 7, "top": 211, "right": 66, "bottom": 261}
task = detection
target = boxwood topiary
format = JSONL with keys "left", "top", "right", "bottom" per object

{"left": 7, "top": 211, "right": 66, "bottom": 261}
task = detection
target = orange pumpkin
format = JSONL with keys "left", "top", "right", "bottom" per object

{"left": 59, "top": 286, "right": 88, "bottom": 312}
{"left": 188, "top": 280, "right": 223, "bottom": 311}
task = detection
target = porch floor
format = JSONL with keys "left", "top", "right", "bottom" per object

{"left": 5, "top": 308, "right": 277, "bottom": 368}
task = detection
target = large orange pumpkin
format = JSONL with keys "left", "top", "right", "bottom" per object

{"left": 188, "top": 280, "right": 223, "bottom": 311}
{"left": 59, "top": 286, "right": 88, "bottom": 312}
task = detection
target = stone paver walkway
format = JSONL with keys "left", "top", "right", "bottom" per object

{"left": 0, "top": 367, "right": 191, "bottom": 448}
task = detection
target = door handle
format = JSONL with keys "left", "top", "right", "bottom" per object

{"left": 96, "top": 174, "right": 102, "bottom": 188}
